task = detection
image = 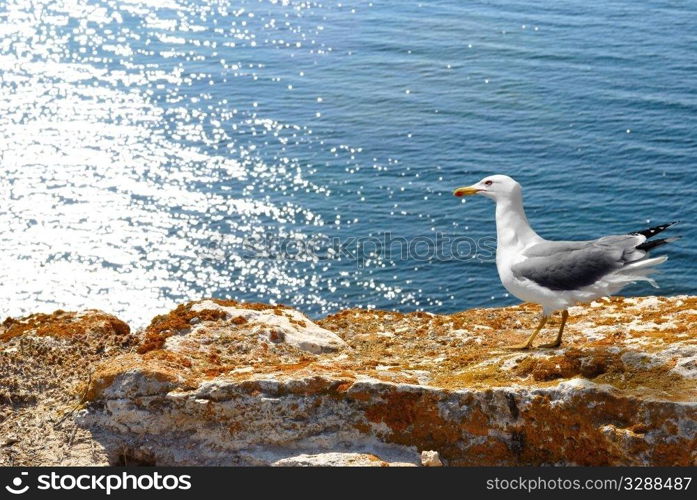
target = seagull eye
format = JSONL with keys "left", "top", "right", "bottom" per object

{"left": 484, "top": 180, "right": 493, "bottom": 186}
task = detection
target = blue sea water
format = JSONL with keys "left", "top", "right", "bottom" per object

{"left": 1, "top": 0, "right": 695, "bottom": 327}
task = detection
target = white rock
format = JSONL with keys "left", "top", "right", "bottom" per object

{"left": 191, "top": 300, "right": 346, "bottom": 354}
{"left": 420, "top": 450, "right": 443, "bottom": 467}
{"left": 273, "top": 452, "right": 415, "bottom": 467}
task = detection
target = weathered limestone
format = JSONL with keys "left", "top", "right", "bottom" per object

{"left": 77, "top": 296, "right": 697, "bottom": 466}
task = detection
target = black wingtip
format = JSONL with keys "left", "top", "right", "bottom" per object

{"left": 636, "top": 236, "right": 681, "bottom": 252}
{"left": 631, "top": 221, "right": 680, "bottom": 239}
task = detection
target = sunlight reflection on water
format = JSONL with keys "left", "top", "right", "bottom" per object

{"left": 2, "top": 0, "right": 694, "bottom": 326}
{"left": 0, "top": 0, "right": 419, "bottom": 326}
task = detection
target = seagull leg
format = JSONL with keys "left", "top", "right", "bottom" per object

{"left": 539, "top": 310, "right": 568, "bottom": 348}
{"left": 508, "top": 314, "right": 548, "bottom": 350}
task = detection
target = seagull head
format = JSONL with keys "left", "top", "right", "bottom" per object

{"left": 453, "top": 174, "right": 521, "bottom": 202}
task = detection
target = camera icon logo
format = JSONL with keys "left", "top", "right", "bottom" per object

{"left": 5, "top": 472, "right": 29, "bottom": 495}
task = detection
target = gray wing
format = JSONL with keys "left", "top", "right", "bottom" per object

{"left": 512, "top": 235, "right": 646, "bottom": 291}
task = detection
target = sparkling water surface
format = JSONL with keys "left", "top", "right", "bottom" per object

{"left": 1, "top": 0, "right": 695, "bottom": 327}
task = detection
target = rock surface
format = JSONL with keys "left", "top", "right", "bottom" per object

{"left": 272, "top": 452, "right": 415, "bottom": 467}
{"left": 1, "top": 296, "right": 696, "bottom": 466}
{"left": 421, "top": 450, "right": 443, "bottom": 467}
{"left": 0, "top": 310, "right": 136, "bottom": 465}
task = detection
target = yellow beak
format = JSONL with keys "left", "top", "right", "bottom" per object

{"left": 453, "top": 185, "right": 481, "bottom": 197}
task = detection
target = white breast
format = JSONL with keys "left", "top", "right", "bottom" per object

{"left": 497, "top": 245, "right": 536, "bottom": 302}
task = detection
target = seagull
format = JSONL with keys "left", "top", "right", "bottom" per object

{"left": 453, "top": 174, "right": 679, "bottom": 349}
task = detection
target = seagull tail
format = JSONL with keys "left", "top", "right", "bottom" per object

{"left": 615, "top": 255, "right": 669, "bottom": 288}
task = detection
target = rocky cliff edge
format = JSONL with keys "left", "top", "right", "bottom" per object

{"left": 1, "top": 296, "right": 695, "bottom": 466}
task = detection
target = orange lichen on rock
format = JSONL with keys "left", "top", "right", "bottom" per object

{"left": 1, "top": 310, "right": 130, "bottom": 342}
{"left": 137, "top": 299, "right": 298, "bottom": 355}
{"left": 84, "top": 353, "right": 189, "bottom": 401}
{"left": 138, "top": 302, "right": 227, "bottom": 354}
{"left": 512, "top": 348, "right": 612, "bottom": 381}
{"left": 363, "top": 389, "right": 464, "bottom": 446}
